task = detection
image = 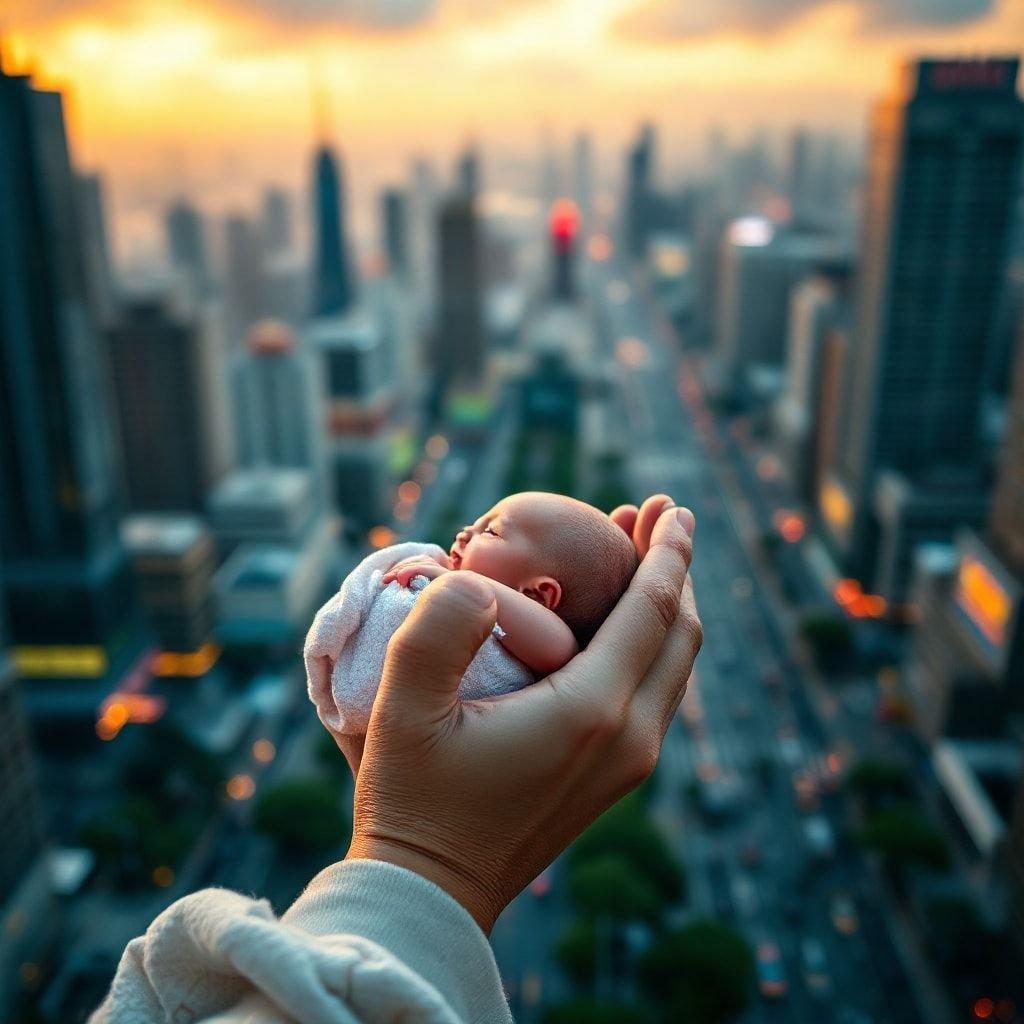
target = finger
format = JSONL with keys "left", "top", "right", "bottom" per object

{"left": 375, "top": 572, "right": 497, "bottom": 727}
{"left": 610, "top": 504, "right": 638, "bottom": 539}
{"left": 336, "top": 733, "right": 365, "bottom": 777}
{"left": 633, "top": 494, "right": 676, "bottom": 558}
{"left": 581, "top": 505, "right": 695, "bottom": 703}
{"left": 633, "top": 574, "right": 703, "bottom": 732}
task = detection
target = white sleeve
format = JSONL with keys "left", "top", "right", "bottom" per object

{"left": 89, "top": 859, "right": 513, "bottom": 1024}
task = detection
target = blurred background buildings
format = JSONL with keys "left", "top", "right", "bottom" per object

{"left": 1, "top": 7, "right": 1024, "bottom": 1021}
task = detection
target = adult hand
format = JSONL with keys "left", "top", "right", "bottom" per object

{"left": 345, "top": 499, "right": 701, "bottom": 934}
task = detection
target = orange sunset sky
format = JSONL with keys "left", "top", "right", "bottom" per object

{"left": 3, "top": 0, "right": 1022, "bottom": 261}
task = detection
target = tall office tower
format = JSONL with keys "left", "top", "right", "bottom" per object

{"left": 992, "top": 323, "right": 1024, "bottom": 575}
{"left": 165, "top": 197, "right": 211, "bottom": 297}
{"left": 310, "top": 143, "right": 356, "bottom": 318}
{"left": 310, "top": 310, "right": 396, "bottom": 532}
{"left": 107, "top": 296, "right": 232, "bottom": 512}
{"left": 457, "top": 143, "right": 480, "bottom": 202}
{"left": 550, "top": 199, "right": 581, "bottom": 302}
{"left": 714, "top": 217, "right": 842, "bottom": 399}
{"left": 76, "top": 172, "right": 116, "bottom": 324}
{"left": 624, "top": 122, "right": 656, "bottom": 261}
{"left": 122, "top": 516, "right": 216, "bottom": 656}
{"left": 572, "top": 131, "right": 594, "bottom": 234}
{"left": 434, "top": 195, "right": 486, "bottom": 390}
{"left": 0, "top": 599, "right": 54, "bottom": 1015}
{"left": 381, "top": 187, "right": 409, "bottom": 278}
{"left": 223, "top": 213, "right": 268, "bottom": 345}
{"left": 773, "top": 262, "right": 853, "bottom": 504}
{"left": 232, "top": 320, "right": 329, "bottom": 497}
{"left": 906, "top": 317, "right": 1024, "bottom": 740}
{"left": 408, "top": 156, "right": 438, "bottom": 322}
{"left": 0, "top": 64, "right": 141, "bottom": 703}
{"left": 262, "top": 186, "right": 292, "bottom": 256}
{"left": 822, "top": 58, "right": 1024, "bottom": 593}
{"left": 787, "top": 128, "right": 815, "bottom": 225}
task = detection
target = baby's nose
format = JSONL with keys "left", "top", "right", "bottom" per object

{"left": 455, "top": 527, "right": 472, "bottom": 544}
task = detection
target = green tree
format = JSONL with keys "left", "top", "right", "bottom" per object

{"left": 554, "top": 919, "right": 598, "bottom": 988}
{"left": 567, "top": 854, "right": 662, "bottom": 923}
{"left": 847, "top": 758, "right": 913, "bottom": 805}
{"left": 799, "top": 612, "right": 853, "bottom": 669}
{"left": 638, "top": 918, "right": 754, "bottom": 1024}
{"left": 569, "top": 793, "right": 685, "bottom": 905}
{"left": 542, "top": 998, "right": 649, "bottom": 1024}
{"left": 857, "top": 805, "right": 951, "bottom": 872}
{"left": 254, "top": 778, "right": 349, "bottom": 854}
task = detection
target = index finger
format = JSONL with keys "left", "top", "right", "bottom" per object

{"left": 581, "top": 504, "right": 695, "bottom": 703}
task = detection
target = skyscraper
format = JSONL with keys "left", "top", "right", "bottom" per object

{"left": 624, "top": 122, "right": 656, "bottom": 261}
{"left": 262, "top": 185, "right": 293, "bottom": 256}
{"left": 0, "top": 593, "right": 54, "bottom": 1014}
{"left": 107, "top": 296, "right": 232, "bottom": 512}
{"left": 310, "top": 144, "right": 355, "bottom": 318}
{"left": 165, "top": 197, "right": 211, "bottom": 297}
{"left": 232, "top": 319, "right": 330, "bottom": 503}
{"left": 0, "top": 63, "right": 139, "bottom": 694}
{"left": 457, "top": 143, "right": 480, "bottom": 202}
{"left": 434, "top": 195, "right": 486, "bottom": 390}
{"left": 822, "top": 58, "right": 1024, "bottom": 585}
{"left": 572, "top": 131, "right": 594, "bottom": 234}
{"left": 381, "top": 187, "right": 409, "bottom": 279}
{"left": 223, "top": 213, "right": 268, "bottom": 345}
{"left": 76, "top": 171, "right": 115, "bottom": 324}
{"left": 992, "top": 319, "right": 1024, "bottom": 575}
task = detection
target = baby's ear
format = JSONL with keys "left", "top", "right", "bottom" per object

{"left": 522, "top": 576, "right": 562, "bottom": 610}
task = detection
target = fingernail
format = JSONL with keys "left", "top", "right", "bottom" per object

{"left": 676, "top": 507, "right": 696, "bottom": 536}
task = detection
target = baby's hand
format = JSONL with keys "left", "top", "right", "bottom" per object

{"left": 382, "top": 558, "right": 451, "bottom": 588}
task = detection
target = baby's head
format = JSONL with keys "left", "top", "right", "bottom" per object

{"left": 449, "top": 491, "right": 639, "bottom": 648}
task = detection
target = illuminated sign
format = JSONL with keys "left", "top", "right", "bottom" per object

{"left": 819, "top": 476, "right": 853, "bottom": 541}
{"left": 13, "top": 646, "right": 107, "bottom": 678}
{"left": 152, "top": 643, "right": 222, "bottom": 679}
{"left": 955, "top": 555, "right": 1012, "bottom": 649}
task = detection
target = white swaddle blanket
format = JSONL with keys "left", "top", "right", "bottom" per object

{"left": 305, "top": 541, "right": 537, "bottom": 736}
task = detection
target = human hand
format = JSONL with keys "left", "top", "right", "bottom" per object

{"left": 345, "top": 501, "right": 700, "bottom": 933}
{"left": 610, "top": 493, "right": 694, "bottom": 559}
{"left": 382, "top": 558, "right": 451, "bottom": 588}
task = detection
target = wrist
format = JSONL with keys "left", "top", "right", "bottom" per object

{"left": 346, "top": 835, "right": 501, "bottom": 934}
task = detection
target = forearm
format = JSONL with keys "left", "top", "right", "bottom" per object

{"left": 461, "top": 571, "right": 578, "bottom": 676}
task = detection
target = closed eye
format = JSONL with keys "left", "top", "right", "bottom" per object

{"left": 484, "top": 526, "right": 499, "bottom": 536}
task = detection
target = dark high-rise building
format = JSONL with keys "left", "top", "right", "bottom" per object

{"left": 76, "top": 171, "right": 115, "bottom": 324}
{"left": 0, "top": 64, "right": 140, "bottom": 692}
{"left": 434, "top": 195, "right": 485, "bottom": 388}
{"left": 0, "top": 595, "right": 54, "bottom": 1014}
{"left": 107, "top": 297, "right": 231, "bottom": 512}
{"left": 457, "top": 144, "right": 480, "bottom": 201}
{"left": 381, "top": 187, "right": 409, "bottom": 278}
{"left": 572, "top": 130, "right": 594, "bottom": 233}
{"left": 262, "top": 185, "right": 292, "bottom": 256}
{"left": 165, "top": 197, "right": 210, "bottom": 297}
{"left": 992, "top": 319, "right": 1024, "bottom": 574}
{"left": 549, "top": 199, "right": 581, "bottom": 302}
{"left": 822, "top": 58, "right": 1024, "bottom": 588}
{"left": 311, "top": 144, "right": 355, "bottom": 318}
{"left": 624, "top": 122, "right": 656, "bottom": 261}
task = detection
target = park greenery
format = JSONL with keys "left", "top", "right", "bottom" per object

{"left": 254, "top": 776, "right": 349, "bottom": 854}
{"left": 856, "top": 804, "right": 951, "bottom": 873}
{"left": 551, "top": 789, "right": 753, "bottom": 1024}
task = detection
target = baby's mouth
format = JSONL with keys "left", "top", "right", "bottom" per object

{"left": 449, "top": 548, "right": 462, "bottom": 568}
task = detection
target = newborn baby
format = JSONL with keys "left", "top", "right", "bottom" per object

{"left": 305, "top": 491, "right": 638, "bottom": 736}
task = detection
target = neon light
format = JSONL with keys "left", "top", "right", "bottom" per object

{"left": 152, "top": 643, "right": 222, "bottom": 678}
{"left": 13, "top": 646, "right": 108, "bottom": 678}
{"left": 955, "top": 555, "right": 1011, "bottom": 649}
{"left": 820, "top": 479, "right": 852, "bottom": 531}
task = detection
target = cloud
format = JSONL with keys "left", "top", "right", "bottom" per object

{"left": 237, "top": 0, "right": 437, "bottom": 28}
{"left": 618, "top": 0, "right": 996, "bottom": 40}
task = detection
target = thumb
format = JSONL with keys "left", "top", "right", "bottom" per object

{"left": 376, "top": 572, "right": 497, "bottom": 726}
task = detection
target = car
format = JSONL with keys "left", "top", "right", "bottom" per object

{"left": 800, "top": 937, "right": 831, "bottom": 994}
{"left": 756, "top": 942, "right": 789, "bottom": 998}
{"left": 830, "top": 893, "right": 860, "bottom": 935}
{"left": 803, "top": 816, "right": 836, "bottom": 860}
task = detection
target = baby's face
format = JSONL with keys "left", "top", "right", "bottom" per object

{"left": 450, "top": 492, "right": 579, "bottom": 591}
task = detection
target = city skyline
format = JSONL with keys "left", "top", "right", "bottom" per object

{"left": 3, "top": 0, "right": 1023, "bottom": 263}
